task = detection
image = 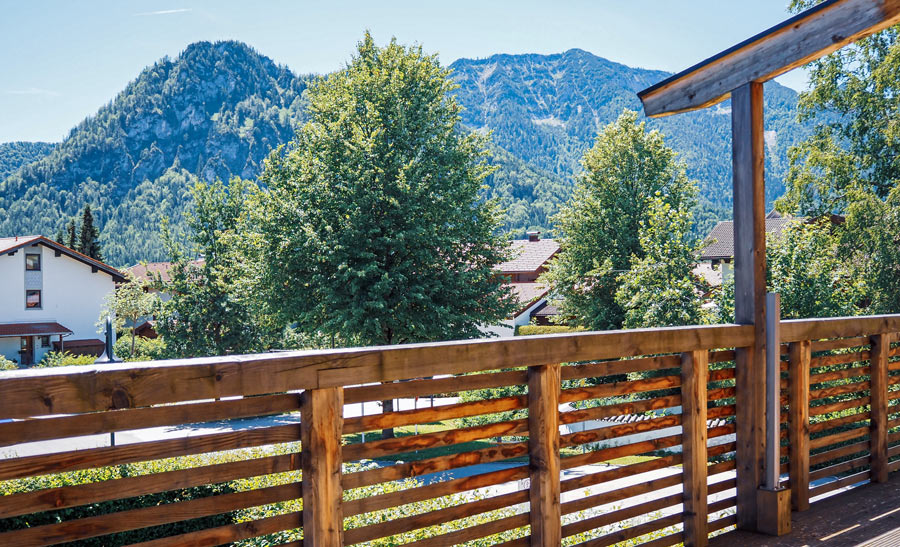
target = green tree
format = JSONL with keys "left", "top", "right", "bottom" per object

{"left": 102, "top": 272, "right": 158, "bottom": 358}
{"left": 779, "top": 1, "right": 900, "bottom": 215}
{"left": 767, "top": 220, "right": 864, "bottom": 319}
{"left": 156, "top": 178, "right": 277, "bottom": 358}
{"left": 66, "top": 218, "right": 77, "bottom": 249}
{"left": 615, "top": 195, "right": 707, "bottom": 328}
{"left": 79, "top": 205, "right": 103, "bottom": 260}
{"left": 844, "top": 187, "right": 900, "bottom": 314}
{"left": 248, "top": 33, "right": 515, "bottom": 347}
{"left": 541, "top": 110, "right": 696, "bottom": 330}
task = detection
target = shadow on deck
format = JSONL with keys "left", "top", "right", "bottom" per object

{"left": 711, "top": 474, "right": 900, "bottom": 547}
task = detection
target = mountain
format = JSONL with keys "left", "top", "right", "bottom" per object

{"left": 0, "top": 43, "right": 810, "bottom": 266}
{"left": 0, "top": 142, "right": 56, "bottom": 181}
{"left": 0, "top": 41, "right": 307, "bottom": 265}
{"left": 449, "top": 49, "right": 809, "bottom": 235}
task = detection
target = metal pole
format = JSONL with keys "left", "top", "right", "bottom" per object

{"left": 765, "top": 292, "right": 781, "bottom": 489}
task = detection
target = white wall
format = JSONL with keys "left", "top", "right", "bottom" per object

{"left": 0, "top": 243, "right": 116, "bottom": 364}
{"left": 480, "top": 297, "right": 547, "bottom": 338}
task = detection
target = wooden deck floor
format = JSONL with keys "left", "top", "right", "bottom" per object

{"left": 710, "top": 474, "right": 900, "bottom": 547}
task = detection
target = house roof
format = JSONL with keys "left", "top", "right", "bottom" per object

{"left": 533, "top": 302, "right": 560, "bottom": 317}
{"left": 129, "top": 259, "right": 204, "bottom": 284}
{"left": 510, "top": 282, "right": 549, "bottom": 316}
{"left": 496, "top": 239, "right": 560, "bottom": 273}
{"left": 699, "top": 218, "right": 796, "bottom": 260}
{"left": 0, "top": 322, "right": 73, "bottom": 337}
{"left": 0, "top": 236, "right": 126, "bottom": 282}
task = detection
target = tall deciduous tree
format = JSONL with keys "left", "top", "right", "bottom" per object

{"left": 844, "top": 187, "right": 900, "bottom": 314}
{"left": 615, "top": 195, "right": 707, "bottom": 328}
{"left": 248, "top": 33, "right": 515, "bottom": 347}
{"left": 102, "top": 272, "right": 157, "bottom": 358}
{"left": 541, "top": 110, "right": 695, "bottom": 330}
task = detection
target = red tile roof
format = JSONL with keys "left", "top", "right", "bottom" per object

{"left": 0, "top": 322, "right": 73, "bottom": 337}
{"left": 496, "top": 239, "right": 560, "bottom": 273}
{"left": 510, "top": 282, "right": 549, "bottom": 316}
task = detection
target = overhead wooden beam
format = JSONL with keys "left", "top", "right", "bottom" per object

{"left": 638, "top": 0, "right": 900, "bottom": 117}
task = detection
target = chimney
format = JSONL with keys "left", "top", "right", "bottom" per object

{"left": 526, "top": 231, "right": 540, "bottom": 242}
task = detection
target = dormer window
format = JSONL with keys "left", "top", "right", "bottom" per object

{"left": 25, "top": 253, "right": 40, "bottom": 271}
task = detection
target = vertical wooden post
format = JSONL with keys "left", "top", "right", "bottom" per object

{"left": 528, "top": 363, "right": 561, "bottom": 547}
{"left": 788, "top": 340, "right": 811, "bottom": 511}
{"left": 731, "top": 81, "right": 768, "bottom": 531}
{"left": 870, "top": 333, "right": 890, "bottom": 484}
{"left": 681, "top": 350, "right": 709, "bottom": 547}
{"left": 301, "top": 386, "right": 344, "bottom": 547}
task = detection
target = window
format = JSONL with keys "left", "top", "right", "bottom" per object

{"left": 25, "top": 253, "right": 40, "bottom": 271}
{"left": 25, "top": 290, "right": 41, "bottom": 309}
{"left": 40, "top": 335, "right": 50, "bottom": 348}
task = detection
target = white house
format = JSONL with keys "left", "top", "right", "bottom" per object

{"left": 0, "top": 236, "right": 125, "bottom": 366}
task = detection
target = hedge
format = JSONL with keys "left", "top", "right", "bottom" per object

{"left": 516, "top": 325, "right": 586, "bottom": 336}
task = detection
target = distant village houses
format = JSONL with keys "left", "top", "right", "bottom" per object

{"left": 0, "top": 236, "right": 125, "bottom": 365}
{"left": 484, "top": 231, "right": 559, "bottom": 337}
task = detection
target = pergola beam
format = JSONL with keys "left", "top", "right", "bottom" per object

{"left": 638, "top": 0, "right": 900, "bottom": 117}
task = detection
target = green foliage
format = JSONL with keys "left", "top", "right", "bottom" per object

{"left": 78, "top": 205, "right": 103, "bottom": 260}
{"left": 0, "top": 141, "right": 55, "bottom": 180}
{"left": 0, "top": 356, "right": 17, "bottom": 370}
{"left": 247, "top": 33, "right": 516, "bottom": 346}
{"left": 616, "top": 195, "right": 708, "bottom": 328}
{"left": 780, "top": 2, "right": 900, "bottom": 215}
{"left": 155, "top": 179, "right": 279, "bottom": 358}
{"left": 35, "top": 351, "right": 98, "bottom": 368}
{"left": 767, "top": 220, "right": 864, "bottom": 319}
{"left": 102, "top": 272, "right": 158, "bottom": 359}
{"left": 541, "top": 111, "right": 697, "bottom": 330}
{"left": 113, "top": 335, "right": 165, "bottom": 362}
{"left": 516, "top": 324, "right": 586, "bottom": 336}
{"left": 716, "top": 275, "right": 736, "bottom": 324}
{"left": 843, "top": 186, "right": 900, "bottom": 314}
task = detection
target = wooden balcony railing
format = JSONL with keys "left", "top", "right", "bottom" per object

{"left": 0, "top": 315, "right": 898, "bottom": 546}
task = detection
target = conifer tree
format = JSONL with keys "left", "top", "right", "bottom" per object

{"left": 66, "top": 218, "right": 78, "bottom": 249}
{"left": 78, "top": 205, "right": 103, "bottom": 260}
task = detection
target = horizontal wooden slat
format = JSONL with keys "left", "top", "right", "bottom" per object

{"left": 342, "top": 441, "right": 529, "bottom": 490}
{"left": 564, "top": 499, "right": 683, "bottom": 543}
{"left": 809, "top": 469, "right": 870, "bottom": 498}
{"left": 809, "top": 411, "right": 871, "bottom": 434}
{"left": 343, "top": 465, "right": 528, "bottom": 517}
{"left": 126, "top": 511, "right": 301, "bottom": 547}
{"left": 0, "top": 393, "right": 300, "bottom": 448}
{"left": 561, "top": 454, "right": 682, "bottom": 493}
{"left": 810, "top": 396, "right": 870, "bottom": 417}
{"left": 559, "top": 374, "right": 681, "bottom": 404}
{"left": 559, "top": 396, "right": 681, "bottom": 425}
{"left": 343, "top": 395, "right": 526, "bottom": 434}
{"left": 809, "top": 454, "right": 870, "bottom": 481}
{"left": 0, "top": 323, "right": 754, "bottom": 419}
{"left": 561, "top": 354, "right": 680, "bottom": 381}
{"left": 810, "top": 440, "right": 870, "bottom": 466}
{"left": 810, "top": 351, "right": 870, "bottom": 369}
{"left": 561, "top": 472, "right": 682, "bottom": 515}
{"left": 560, "top": 414, "right": 681, "bottom": 449}
{"left": 343, "top": 489, "right": 528, "bottom": 545}
{"left": 561, "top": 433, "right": 683, "bottom": 470}
{"left": 708, "top": 513, "right": 738, "bottom": 532}
{"left": 810, "top": 380, "right": 871, "bottom": 401}
{"left": 407, "top": 512, "right": 530, "bottom": 547}
{"left": 0, "top": 452, "right": 298, "bottom": 519}
{"left": 811, "top": 337, "right": 871, "bottom": 352}
{"left": 781, "top": 314, "right": 900, "bottom": 343}
{"left": 810, "top": 425, "right": 869, "bottom": 450}
{"left": 708, "top": 495, "right": 737, "bottom": 513}
{"left": 709, "top": 350, "right": 737, "bottom": 363}
{"left": 0, "top": 482, "right": 302, "bottom": 546}
{"left": 809, "top": 365, "right": 870, "bottom": 386}
{"left": 0, "top": 423, "right": 299, "bottom": 481}
{"left": 342, "top": 418, "right": 528, "bottom": 462}
{"left": 344, "top": 370, "right": 527, "bottom": 404}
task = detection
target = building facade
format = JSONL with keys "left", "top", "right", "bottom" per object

{"left": 0, "top": 236, "right": 124, "bottom": 365}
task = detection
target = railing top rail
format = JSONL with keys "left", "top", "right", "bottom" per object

{"left": 0, "top": 323, "right": 752, "bottom": 420}
{"left": 780, "top": 314, "right": 900, "bottom": 343}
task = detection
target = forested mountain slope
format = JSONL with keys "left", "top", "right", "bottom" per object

{"left": 0, "top": 43, "right": 809, "bottom": 266}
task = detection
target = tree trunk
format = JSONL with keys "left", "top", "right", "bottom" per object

{"left": 381, "top": 390, "right": 395, "bottom": 439}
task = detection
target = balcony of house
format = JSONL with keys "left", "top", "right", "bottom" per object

{"left": 0, "top": 313, "right": 898, "bottom": 546}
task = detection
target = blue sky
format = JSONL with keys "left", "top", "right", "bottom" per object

{"left": 0, "top": 1, "right": 806, "bottom": 143}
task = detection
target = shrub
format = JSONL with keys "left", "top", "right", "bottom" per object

{"left": 35, "top": 351, "right": 98, "bottom": 368}
{"left": 114, "top": 335, "right": 166, "bottom": 361}
{"left": 0, "top": 356, "right": 17, "bottom": 370}
{"left": 516, "top": 325, "right": 586, "bottom": 336}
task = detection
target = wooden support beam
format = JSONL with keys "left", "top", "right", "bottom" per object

{"left": 301, "top": 386, "right": 344, "bottom": 547}
{"left": 732, "top": 81, "right": 767, "bottom": 532}
{"left": 527, "top": 363, "right": 561, "bottom": 547}
{"left": 681, "top": 350, "right": 709, "bottom": 547}
{"left": 870, "top": 333, "right": 890, "bottom": 483}
{"left": 788, "top": 340, "right": 811, "bottom": 511}
{"left": 639, "top": 0, "right": 900, "bottom": 117}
